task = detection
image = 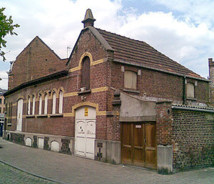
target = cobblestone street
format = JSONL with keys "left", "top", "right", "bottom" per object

{"left": 0, "top": 138, "right": 213, "bottom": 184}
{"left": 0, "top": 162, "right": 57, "bottom": 184}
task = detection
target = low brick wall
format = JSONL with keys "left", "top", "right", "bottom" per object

{"left": 172, "top": 109, "right": 214, "bottom": 171}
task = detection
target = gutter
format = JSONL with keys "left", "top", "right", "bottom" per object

{"left": 113, "top": 59, "right": 209, "bottom": 82}
{"left": 172, "top": 105, "right": 214, "bottom": 113}
{"left": 4, "top": 70, "right": 69, "bottom": 97}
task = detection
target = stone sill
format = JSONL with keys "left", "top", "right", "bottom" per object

{"left": 186, "top": 97, "right": 197, "bottom": 101}
{"left": 7, "top": 123, "right": 12, "bottom": 126}
{"left": 50, "top": 114, "right": 63, "bottom": 118}
{"left": 123, "top": 89, "right": 140, "bottom": 94}
{"left": 78, "top": 89, "right": 91, "bottom": 95}
{"left": 37, "top": 115, "right": 48, "bottom": 118}
{"left": 26, "top": 115, "right": 36, "bottom": 118}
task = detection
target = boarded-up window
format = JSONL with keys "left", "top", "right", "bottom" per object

{"left": 124, "top": 71, "right": 137, "bottom": 89}
{"left": 81, "top": 57, "right": 90, "bottom": 90}
{"left": 186, "top": 83, "right": 195, "bottom": 98}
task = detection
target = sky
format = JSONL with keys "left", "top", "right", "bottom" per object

{"left": 0, "top": 0, "right": 214, "bottom": 90}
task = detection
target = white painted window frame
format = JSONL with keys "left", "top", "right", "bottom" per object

{"left": 52, "top": 92, "right": 56, "bottom": 114}
{"left": 44, "top": 93, "right": 48, "bottom": 114}
{"left": 27, "top": 96, "right": 31, "bottom": 115}
{"left": 59, "top": 90, "right": 63, "bottom": 114}
{"left": 39, "top": 94, "right": 42, "bottom": 115}
{"left": 32, "top": 95, "right": 35, "bottom": 115}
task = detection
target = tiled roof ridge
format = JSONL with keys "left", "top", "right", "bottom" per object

{"left": 96, "top": 28, "right": 203, "bottom": 79}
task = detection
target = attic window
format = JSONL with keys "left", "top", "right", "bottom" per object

{"left": 124, "top": 71, "right": 137, "bottom": 90}
{"left": 186, "top": 83, "right": 195, "bottom": 98}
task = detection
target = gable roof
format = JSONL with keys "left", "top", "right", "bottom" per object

{"left": 96, "top": 28, "right": 204, "bottom": 80}
{"left": 16, "top": 36, "right": 61, "bottom": 60}
{"left": 66, "top": 26, "right": 113, "bottom": 65}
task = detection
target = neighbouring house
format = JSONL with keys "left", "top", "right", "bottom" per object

{"left": 3, "top": 9, "right": 214, "bottom": 173}
{"left": 0, "top": 88, "right": 7, "bottom": 137}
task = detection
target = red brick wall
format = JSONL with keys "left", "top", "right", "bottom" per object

{"left": 111, "top": 62, "right": 209, "bottom": 103}
{"left": 9, "top": 37, "right": 67, "bottom": 90}
{"left": 5, "top": 29, "right": 113, "bottom": 140}
{"left": 156, "top": 101, "right": 173, "bottom": 145}
{"left": 68, "top": 29, "right": 107, "bottom": 69}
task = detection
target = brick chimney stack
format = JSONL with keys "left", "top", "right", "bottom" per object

{"left": 208, "top": 58, "right": 214, "bottom": 104}
{"left": 82, "top": 9, "right": 96, "bottom": 28}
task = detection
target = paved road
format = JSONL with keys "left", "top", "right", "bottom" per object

{"left": 0, "top": 161, "right": 57, "bottom": 184}
{"left": 0, "top": 138, "right": 214, "bottom": 184}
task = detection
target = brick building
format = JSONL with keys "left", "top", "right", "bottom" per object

{"left": 0, "top": 88, "right": 7, "bottom": 136}
{"left": 3, "top": 9, "right": 214, "bottom": 173}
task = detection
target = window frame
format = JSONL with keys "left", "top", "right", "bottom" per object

{"left": 44, "top": 93, "right": 48, "bottom": 115}
{"left": 81, "top": 56, "right": 90, "bottom": 90}
{"left": 39, "top": 94, "right": 43, "bottom": 115}
{"left": 27, "top": 96, "right": 31, "bottom": 115}
{"left": 124, "top": 70, "right": 138, "bottom": 90}
{"left": 186, "top": 82, "right": 195, "bottom": 99}
{"left": 52, "top": 91, "right": 56, "bottom": 114}
{"left": 59, "top": 90, "right": 63, "bottom": 114}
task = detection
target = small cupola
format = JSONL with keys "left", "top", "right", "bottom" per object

{"left": 82, "top": 8, "right": 96, "bottom": 28}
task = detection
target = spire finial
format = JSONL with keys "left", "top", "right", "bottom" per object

{"left": 82, "top": 9, "right": 96, "bottom": 28}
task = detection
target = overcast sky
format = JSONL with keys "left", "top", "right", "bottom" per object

{"left": 0, "top": 0, "right": 214, "bottom": 90}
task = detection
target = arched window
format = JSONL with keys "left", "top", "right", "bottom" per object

{"left": 32, "top": 95, "right": 35, "bottom": 115}
{"left": 52, "top": 92, "right": 56, "bottom": 114}
{"left": 59, "top": 90, "right": 63, "bottom": 114}
{"left": 27, "top": 96, "right": 31, "bottom": 115}
{"left": 39, "top": 94, "right": 42, "bottom": 115}
{"left": 44, "top": 93, "right": 48, "bottom": 114}
{"left": 81, "top": 56, "right": 90, "bottom": 90}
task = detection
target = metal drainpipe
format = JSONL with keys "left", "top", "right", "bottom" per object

{"left": 183, "top": 76, "right": 186, "bottom": 105}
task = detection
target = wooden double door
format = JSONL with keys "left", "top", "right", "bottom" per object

{"left": 121, "top": 122, "right": 156, "bottom": 169}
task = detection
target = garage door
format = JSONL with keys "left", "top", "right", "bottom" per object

{"left": 75, "top": 107, "right": 96, "bottom": 159}
{"left": 121, "top": 122, "right": 156, "bottom": 169}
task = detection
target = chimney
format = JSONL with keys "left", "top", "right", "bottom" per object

{"left": 208, "top": 58, "right": 214, "bottom": 104}
{"left": 82, "top": 9, "right": 96, "bottom": 28}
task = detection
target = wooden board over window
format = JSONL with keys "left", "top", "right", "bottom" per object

{"left": 186, "top": 83, "right": 195, "bottom": 98}
{"left": 124, "top": 71, "right": 137, "bottom": 89}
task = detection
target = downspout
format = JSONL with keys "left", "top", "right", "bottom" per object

{"left": 183, "top": 76, "right": 186, "bottom": 105}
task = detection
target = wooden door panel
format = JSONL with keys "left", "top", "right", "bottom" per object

{"left": 121, "top": 123, "right": 132, "bottom": 164}
{"left": 133, "top": 123, "right": 144, "bottom": 166}
{"left": 121, "top": 122, "right": 156, "bottom": 169}
{"left": 145, "top": 123, "right": 156, "bottom": 168}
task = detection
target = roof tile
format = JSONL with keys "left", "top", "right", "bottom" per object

{"left": 97, "top": 28, "right": 204, "bottom": 79}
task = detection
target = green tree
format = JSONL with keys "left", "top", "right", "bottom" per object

{"left": 0, "top": 7, "right": 19, "bottom": 61}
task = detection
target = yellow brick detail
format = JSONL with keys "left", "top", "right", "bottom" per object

{"left": 64, "top": 92, "right": 78, "bottom": 97}
{"left": 91, "top": 59, "right": 105, "bottom": 66}
{"left": 91, "top": 87, "right": 108, "bottom": 93}
{"left": 69, "top": 66, "right": 80, "bottom": 73}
